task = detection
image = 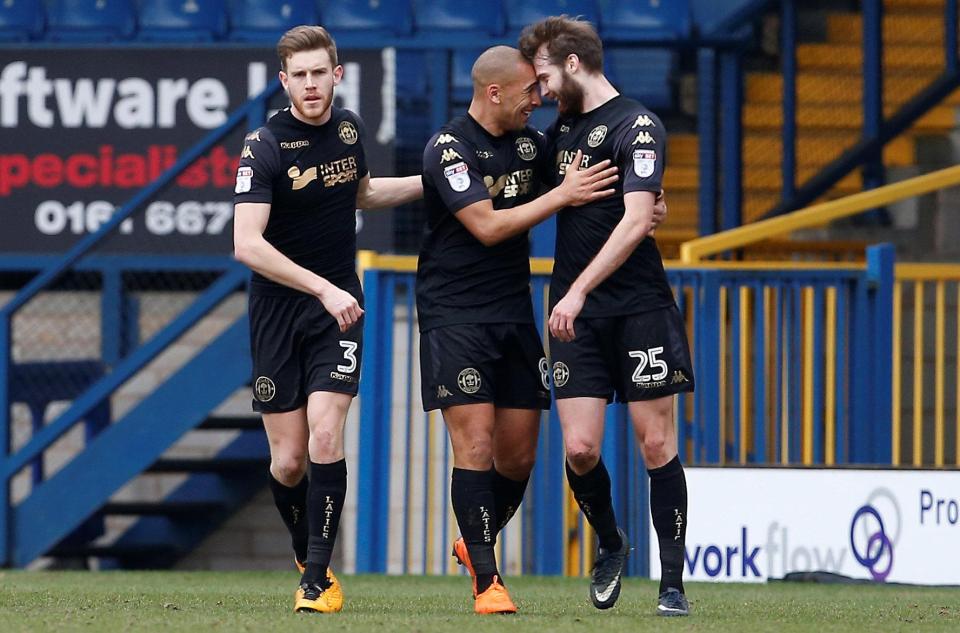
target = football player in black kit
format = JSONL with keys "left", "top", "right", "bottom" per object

{"left": 233, "top": 26, "right": 422, "bottom": 614}
{"left": 417, "top": 46, "right": 621, "bottom": 614}
{"left": 519, "top": 17, "right": 695, "bottom": 616}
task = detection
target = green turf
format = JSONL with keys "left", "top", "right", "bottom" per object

{"left": 0, "top": 571, "right": 956, "bottom": 632}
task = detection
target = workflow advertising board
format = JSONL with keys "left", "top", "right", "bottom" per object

{"left": 649, "top": 468, "right": 960, "bottom": 585}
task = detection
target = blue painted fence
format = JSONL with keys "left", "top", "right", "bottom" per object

{"left": 353, "top": 245, "right": 896, "bottom": 576}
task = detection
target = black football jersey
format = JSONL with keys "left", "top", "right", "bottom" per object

{"left": 545, "top": 96, "right": 675, "bottom": 317}
{"left": 416, "top": 114, "right": 548, "bottom": 332}
{"left": 234, "top": 107, "right": 369, "bottom": 296}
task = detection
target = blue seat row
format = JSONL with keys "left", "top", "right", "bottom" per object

{"left": 0, "top": 0, "right": 691, "bottom": 43}
{"left": 449, "top": 45, "right": 675, "bottom": 110}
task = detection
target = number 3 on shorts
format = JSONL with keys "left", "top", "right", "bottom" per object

{"left": 629, "top": 346, "right": 667, "bottom": 383}
{"left": 338, "top": 341, "right": 358, "bottom": 373}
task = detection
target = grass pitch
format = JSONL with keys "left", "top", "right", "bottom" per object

{"left": 0, "top": 571, "right": 956, "bottom": 632}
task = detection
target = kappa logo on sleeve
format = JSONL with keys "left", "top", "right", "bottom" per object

{"left": 235, "top": 166, "right": 253, "bottom": 193}
{"left": 632, "top": 114, "right": 655, "bottom": 128}
{"left": 443, "top": 161, "right": 471, "bottom": 192}
{"left": 434, "top": 133, "right": 459, "bottom": 146}
{"left": 440, "top": 148, "right": 463, "bottom": 162}
{"left": 633, "top": 149, "right": 656, "bottom": 178}
{"left": 631, "top": 130, "right": 656, "bottom": 146}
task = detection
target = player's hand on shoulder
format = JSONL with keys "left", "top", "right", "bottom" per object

{"left": 549, "top": 290, "right": 586, "bottom": 342}
{"left": 317, "top": 283, "right": 364, "bottom": 333}
{"left": 560, "top": 150, "right": 619, "bottom": 207}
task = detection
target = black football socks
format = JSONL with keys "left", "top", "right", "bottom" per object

{"left": 649, "top": 455, "right": 687, "bottom": 594}
{"left": 491, "top": 468, "right": 529, "bottom": 533}
{"left": 452, "top": 467, "right": 500, "bottom": 593}
{"left": 302, "top": 459, "right": 347, "bottom": 585}
{"left": 268, "top": 471, "right": 309, "bottom": 565}
{"left": 566, "top": 458, "right": 623, "bottom": 552}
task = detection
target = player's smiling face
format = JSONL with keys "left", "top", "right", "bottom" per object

{"left": 280, "top": 48, "right": 342, "bottom": 126}
{"left": 502, "top": 61, "right": 542, "bottom": 131}
{"left": 532, "top": 44, "right": 583, "bottom": 117}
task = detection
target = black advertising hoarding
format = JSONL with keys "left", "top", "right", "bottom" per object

{"left": 0, "top": 47, "right": 395, "bottom": 254}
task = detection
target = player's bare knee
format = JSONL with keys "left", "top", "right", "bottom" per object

{"left": 496, "top": 450, "right": 536, "bottom": 480}
{"left": 460, "top": 439, "right": 494, "bottom": 469}
{"left": 640, "top": 433, "right": 670, "bottom": 465}
{"left": 308, "top": 429, "right": 343, "bottom": 462}
{"left": 565, "top": 443, "right": 601, "bottom": 473}
{"left": 271, "top": 455, "right": 307, "bottom": 486}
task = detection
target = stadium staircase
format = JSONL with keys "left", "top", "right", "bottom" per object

{"left": 0, "top": 87, "right": 281, "bottom": 569}
{"left": 665, "top": 0, "right": 959, "bottom": 243}
{"left": 6, "top": 295, "right": 270, "bottom": 569}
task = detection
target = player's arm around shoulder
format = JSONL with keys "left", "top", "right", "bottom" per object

{"left": 355, "top": 173, "right": 423, "bottom": 209}
{"left": 347, "top": 109, "right": 423, "bottom": 209}
{"left": 456, "top": 150, "right": 619, "bottom": 247}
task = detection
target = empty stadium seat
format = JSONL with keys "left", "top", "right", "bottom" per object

{"left": 503, "top": 0, "right": 600, "bottom": 38}
{"left": 450, "top": 48, "right": 482, "bottom": 103}
{"left": 137, "top": 0, "right": 228, "bottom": 41}
{"left": 600, "top": 0, "right": 691, "bottom": 42}
{"left": 228, "top": 0, "right": 317, "bottom": 42}
{"left": 0, "top": 0, "right": 44, "bottom": 41}
{"left": 321, "top": 0, "right": 414, "bottom": 37}
{"left": 396, "top": 49, "right": 428, "bottom": 97}
{"left": 45, "top": 0, "right": 136, "bottom": 41}
{"left": 413, "top": 0, "right": 504, "bottom": 36}
{"left": 604, "top": 47, "right": 675, "bottom": 110}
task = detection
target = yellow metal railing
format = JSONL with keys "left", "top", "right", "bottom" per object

{"left": 680, "top": 164, "right": 960, "bottom": 262}
{"left": 892, "top": 265, "right": 960, "bottom": 467}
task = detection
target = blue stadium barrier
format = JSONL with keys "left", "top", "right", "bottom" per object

{"left": 227, "top": 0, "right": 318, "bottom": 42}
{"left": 321, "top": 0, "right": 414, "bottom": 38}
{"left": 449, "top": 48, "right": 482, "bottom": 104}
{"left": 137, "top": 0, "right": 228, "bottom": 42}
{"left": 503, "top": 0, "right": 601, "bottom": 38}
{"left": 604, "top": 46, "right": 676, "bottom": 110}
{"left": 353, "top": 246, "right": 896, "bottom": 575}
{"left": 45, "top": 0, "right": 136, "bottom": 42}
{"left": 600, "top": 0, "right": 691, "bottom": 43}
{"left": 413, "top": 0, "right": 506, "bottom": 37}
{"left": 0, "top": 0, "right": 44, "bottom": 41}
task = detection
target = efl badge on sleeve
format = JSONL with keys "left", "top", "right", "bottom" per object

{"left": 235, "top": 166, "right": 253, "bottom": 193}
{"left": 633, "top": 149, "right": 656, "bottom": 178}
{"left": 443, "top": 161, "right": 471, "bottom": 192}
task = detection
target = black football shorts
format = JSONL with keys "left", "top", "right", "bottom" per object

{"left": 420, "top": 322, "right": 551, "bottom": 412}
{"left": 248, "top": 287, "right": 364, "bottom": 413}
{"left": 550, "top": 305, "right": 694, "bottom": 402}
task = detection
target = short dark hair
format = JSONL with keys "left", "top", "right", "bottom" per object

{"left": 518, "top": 15, "right": 603, "bottom": 73}
{"left": 277, "top": 25, "right": 338, "bottom": 71}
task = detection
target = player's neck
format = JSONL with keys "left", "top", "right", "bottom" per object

{"left": 579, "top": 74, "right": 620, "bottom": 114}
{"left": 467, "top": 102, "right": 506, "bottom": 137}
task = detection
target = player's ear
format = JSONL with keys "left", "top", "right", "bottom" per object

{"left": 487, "top": 84, "right": 502, "bottom": 105}
{"left": 333, "top": 64, "right": 344, "bottom": 85}
{"left": 566, "top": 53, "right": 580, "bottom": 73}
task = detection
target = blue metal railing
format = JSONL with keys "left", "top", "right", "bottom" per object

{"left": 0, "top": 79, "right": 280, "bottom": 565}
{"left": 353, "top": 244, "right": 896, "bottom": 576}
